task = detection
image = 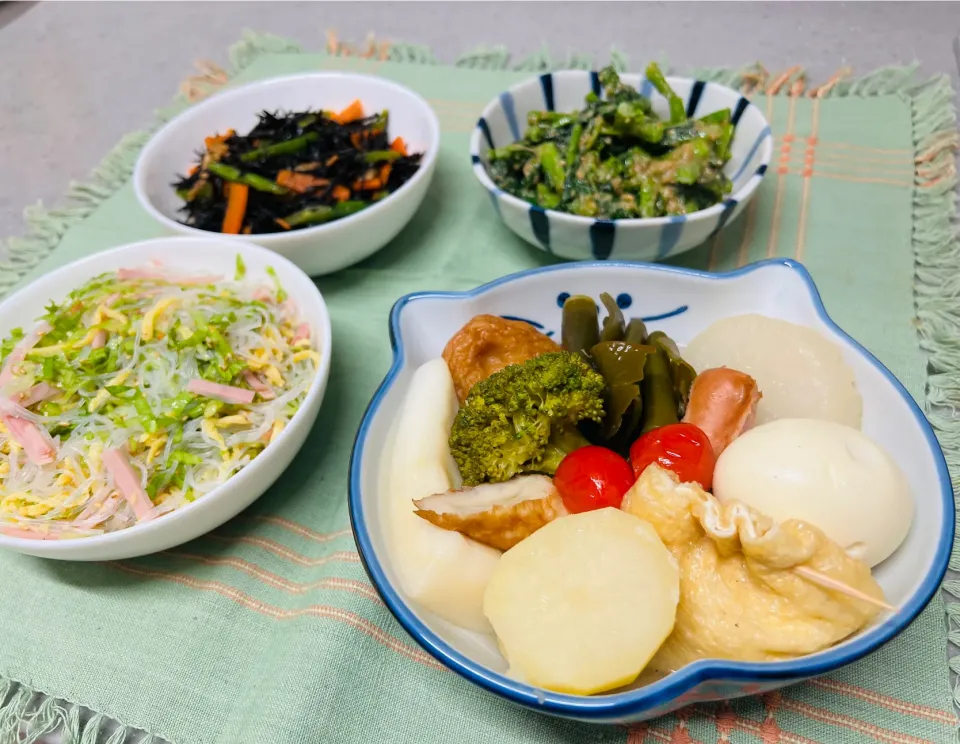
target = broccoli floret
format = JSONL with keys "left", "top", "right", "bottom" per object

{"left": 449, "top": 351, "right": 606, "bottom": 486}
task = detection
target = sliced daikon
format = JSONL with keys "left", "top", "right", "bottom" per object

{"left": 384, "top": 358, "right": 501, "bottom": 632}
{"left": 684, "top": 314, "right": 862, "bottom": 428}
{"left": 483, "top": 507, "right": 679, "bottom": 695}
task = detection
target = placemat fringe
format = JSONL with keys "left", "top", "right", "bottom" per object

{"left": 1, "top": 31, "right": 958, "bottom": 741}
{"left": 908, "top": 70, "right": 960, "bottom": 721}
{"left": 0, "top": 679, "right": 158, "bottom": 744}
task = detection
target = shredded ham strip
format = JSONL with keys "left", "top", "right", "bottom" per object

{"left": 11, "top": 382, "right": 59, "bottom": 409}
{"left": 102, "top": 449, "right": 153, "bottom": 521}
{"left": 91, "top": 330, "right": 107, "bottom": 349}
{"left": 293, "top": 323, "right": 310, "bottom": 343}
{"left": 187, "top": 379, "right": 255, "bottom": 404}
{"left": 0, "top": 527, "right": 61, "bottom": 541}
{"left": 2, "top": 415, "right": 56, "bottom": 464}
{"left": 242, "top": 370, "right": 275, "bottom": 400}
{"left": 74, "top": 493, "right": 121, "bottom": 529}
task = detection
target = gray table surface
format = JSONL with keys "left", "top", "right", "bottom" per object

{"left": 1, "top": 1, "right": 960, "bottom": 242}
{"left": 0, "top": 2, "right": 958, "bottom": 741}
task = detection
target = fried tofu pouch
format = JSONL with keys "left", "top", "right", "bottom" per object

{"left": 621, "top": 465, "right": 884, "bottom": 673}
{"left": 443, "top": 315, "right": 561, "bottom": 402}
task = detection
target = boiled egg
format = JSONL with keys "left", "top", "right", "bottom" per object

{"left": 712, "top": 418, "right": 913, "bottom": 567}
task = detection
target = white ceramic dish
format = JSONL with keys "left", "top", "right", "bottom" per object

{"left": 0, "top": 237, "right": 332, "bottom": 561}
{"left": 134, "top": 72, "right": 441, "bottom": 277}
{"left": 349, "top": 259, "right": 951, "bottom": 723}
{"left": 470, "top": 71, "right": 772, "bottom": 262}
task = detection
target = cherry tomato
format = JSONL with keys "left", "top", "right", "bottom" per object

{"left": 629, "top": 423, "right": 716, "bottom": 490}
{"left": 553, "top": 446, "right": 636, "bottom": 514}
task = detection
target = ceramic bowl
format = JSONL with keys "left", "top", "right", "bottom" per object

{"left": 470, "top": 71, "right": 772, "bottom": 263}
{"left": 349, "top": 259, "right": 951, "bottom": 723}
{"left": 134, "top": 72, "right": 441, "bottom": 277}
{"left": 0, "top": 237, "right": 332, "bottom": 561}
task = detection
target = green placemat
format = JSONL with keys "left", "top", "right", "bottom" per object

{"left": 1, "top": 30, "right": 959, "bottom": 744}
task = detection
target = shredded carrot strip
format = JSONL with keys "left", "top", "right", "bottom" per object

{"left": 205, "top": 129, "right": 235, "bottom": 150}
{"left": 325, "top": 155, "right": 339, "bottom": 167}
{"left": 332, "top": 185, "right": 351, "bottom": 202}
{"left": 275, "top": 218, "right": 292, "bottom": 230}
{"left": 277, "top": 170, "right": 331, "bottom": 194}
{"left": 353, "top": 178, "right": 383, "bottom": 191}
{"left": 336, "top": 99, "right": 365, "bottom": 125}
{"left": 350, "top": 132, "right": 363, "bottom": 150}
{"left": 380, "top": 163, "right": 392, "bottom": 184}
{"left": 221, "top": 183, "right": 249, "bottom": 234}
{"left": 390, "top": 137, "right": 407, "bottom": 156}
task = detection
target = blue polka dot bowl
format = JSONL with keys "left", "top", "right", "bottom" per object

{"left": 469, "top": 71, "right": 773, "bottom": 262}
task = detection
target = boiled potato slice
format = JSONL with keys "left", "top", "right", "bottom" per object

{"left": 483, "top": 507, "right": 679, "bottom": 695}
{"left": 683, "top": 314, "right": 862, "bottom": 428}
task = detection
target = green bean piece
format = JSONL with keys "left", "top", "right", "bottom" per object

{"left": 697, "top": 108, "right": 731, "bottom": 126}
{"left": 647, "top": 331, "right": 697, "bottom": 418}
{"left": 539, "top": 142, "right": 565, "bottom": 193}
{"left": 674, "top": 161, "right": 703, "bottom": 186}
{"left": 598, "top": 67, "right": 653, "bottom": 113}
{"left": 639, "top": 345, "right": 680, "bottom": 433}
{"left": 638, "top": 175, "right": 661, "bottom": 218}
{"left": 599, "top": 292, "right": 626, "bottom": 342}
{"left": 645, "top": 62, "right": 686, "bottom": 124}
{"left": 564, "top": 122, "right": 583, "bottom": 174}
{"left": 561, "top": 295, "right": 600, "bottom": 354}
{"left": 660, "top": 122, "right": 700, "bottom": 149}
{"left": 535, "top": 183, "right": 561, "bottom": 210}
{"left": 364, "top": 150, "right": 403, "bottom": 163}
{"left": 611, "top": 102, "right": 665, "bottom": 143}
{"left": 283, "top": 200, "right": 368, "bottom": 227}
{"left": 371, "top": 110, "right": 389, "bottom": 132}
{"left": 205, "top": 162, "right": 290, "bottom": 195}
{"left": 624, "top": 318, "right": 648, "bottom": 344}
{"left": 487, "top": 143, "right": 531, "bottom": 161}
{"left": 716, "top": 122, "right": 735, "bottom": 161}
{"left": 240, "top": 132, "right": 319, "bottom": 162}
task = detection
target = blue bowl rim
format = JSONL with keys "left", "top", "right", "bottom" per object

{"left": 347, "top": 258, "right": 954, "bottom": 719}
{"left": 468, "top": 70, "right": 773, "bottom": 228}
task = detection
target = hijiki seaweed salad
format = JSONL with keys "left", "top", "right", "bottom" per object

{"left": 173, "top": 99, "right": 423, "bottom": 235}
{"left": 0, "top": 258, "right": 319, "bottom": 539}
{"left": 485, "top": 63, "right": 734, "bottom": 219}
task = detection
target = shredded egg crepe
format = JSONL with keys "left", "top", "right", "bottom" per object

{"left": 0, "top": 259, "right": 318, "bottom": 539}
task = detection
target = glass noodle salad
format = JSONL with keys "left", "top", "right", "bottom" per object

{"left": 0, "top": 257, "right": 319, "bottom": 539}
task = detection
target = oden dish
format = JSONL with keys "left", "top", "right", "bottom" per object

{"left": 349, "top": 259, "right": 951, "bottom": 723}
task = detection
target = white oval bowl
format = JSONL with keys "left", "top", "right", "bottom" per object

{"left": 0, "top": 237, "right": 332, "bottom": 561}
{"left": 349, "top": 260, "right": 951, "bottom": 723}
{"left": 134, "top": 72, "right": 441, "bottom": 277}
{"left": 470, "top": 71, "right": 773, "bottom": 262}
